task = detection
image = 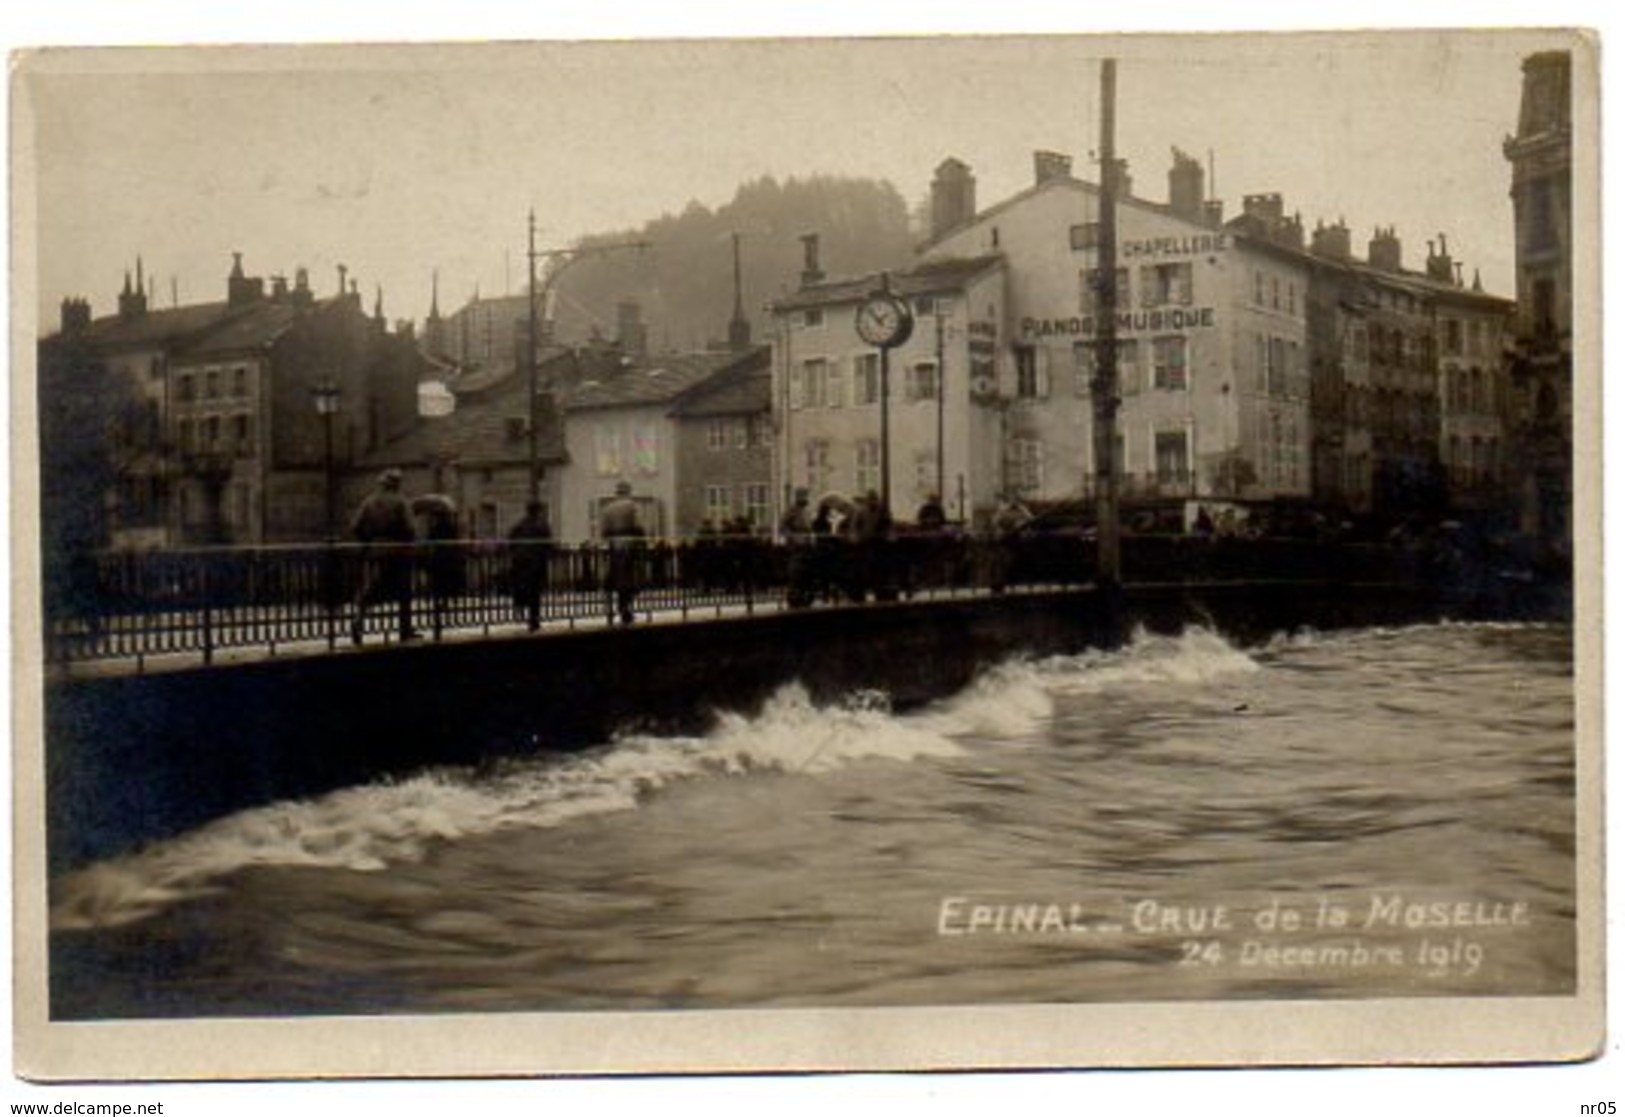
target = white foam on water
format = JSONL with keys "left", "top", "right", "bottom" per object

{"left": 51, "top": 627, "right": 1261, "bottom": 931}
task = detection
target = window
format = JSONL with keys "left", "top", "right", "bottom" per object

{"left": 1288, "top": 283, "right": 1297, "bottom": 316}
{"left": 204, "top": 415, "right": 222, "bottom": 450}
{"left": 907, "top": 360, "right": 939, "bottom": 402}
{"left": 1445, "top": 318, "right": 1463, "bottom": 356}
{"left": 1533, "top": 278, "right": 1557, "bottom": 335}
{"left": 913, "top": 452, "right": 938, "bottom": 497}
{"left": 855, "top": 439, "right": 881, "bottom": 495}
{"left": 1014, "top": 346, "right": 1043, "bottom": 399}
{"left": 1073, "top": 342, "right": 1095, "bottom": 397}
{"left": 178, "top": 374, "right": 196, "bottom": 403}
{"left": 742, "top": 483, "right": 771, "bottom": 529}
{"left": 802, "top": 308, "right": 824, "bottom": 328}
{"left": 1070, "top": 223, "right": 1099, "bottom": 250}
{"left": 594, "top": 423, "right": 622, "bottom": 476}
{"left": 1271, "top": 276, "right": 1280, "bottom": 310}
{"left": 1152, "top": 336, "right": 1188, "bottom": 391}
{"left": 825, "top": 358, "right": 844, "bottom": 408}
{"left": 853, "top": 353, "right": 880, "bottom": 405}
{"left": 205, "top": 370, "right": 220, "bottom": 399}
{"left": 178, "top": 419, "right": 194, "bottom": 454}
{"left": 1083, "top": 267, "right": 1131, "bottom": 311}
{"left": 633, "top": 422, "right": 659, "bottom": 475}
{"left": 803, "top": 439, "right": 832, "bottom": 494}
{"left": 1009, "top": 438, "right": 1044, "bottom": 493}
{"left": 1140, "top": 262, "right": 1194, "bottom": 308}
{"left": 800, "top": 358, "right": 828, "bottom": 409}
{"left": 149, "top": 356, "right": 164, "bottom": 382}
{"left": 707, "top": 418, "right": 732, "bottom": 451}
{"left": 233, "top": 366, "right": 248, "bottom": 397}
{"left": 233, "top": 414, "right": 253, "bottom": 456}
{"left": 704, "top": 485, "right": 731, "bottom": 526}
{"left": 1116, "top": 339, "right": 1140, "bottom": 396}
{"left": 1154, "top": 430, "right": 1190, "bottom": 487}
{"left": 1269, "top": 338, "right": 1287, "bottom": 396}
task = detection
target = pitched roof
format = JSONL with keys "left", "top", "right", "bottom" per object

{"left": 80, "top": 301, "right": 241, "bottom": 350}
{"left": 771, "top": 254, "right": 1003, "bottom": 312}
{"left": 670, "top": 348, "right": 772, "bottom": 417}
{"left": 361, "top": 364, "right": 568, "bottom": 469}
{"left": 562, "top": 348, "right": 760, "bottom": 412}
{"left": 173, "top": 300, "right": 303, "bottom": 358}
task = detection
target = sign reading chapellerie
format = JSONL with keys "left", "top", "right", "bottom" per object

{"left": 1120, "top": 233, "right": 1228, "bottom": 258}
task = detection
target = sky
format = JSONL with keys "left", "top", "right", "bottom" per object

{"left": 19, "top": 28, "right": 1576, "bottom": 334}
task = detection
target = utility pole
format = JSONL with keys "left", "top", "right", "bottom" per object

{"left": 935, "top": 300, "right": 947, "bottom": 500}
{"left": 1091, "top": 58, "right": 1122, "bottom": 587}
{"left": 525, "top": 216, "right": 649, "bottom": 504}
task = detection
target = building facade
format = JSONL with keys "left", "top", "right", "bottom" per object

{"left": 41, "top": 254, "right": 428, "bottom": 548}
{"left": 1504, "top": 49, "right": 1573, "bottom": 554}
{"left": 670, "top": 351, "right": 774, "bottom": 535}
{"left": 770, "top": 250, "right": 1006, "bottom": 528}
{"left": 916, "top": 151, "right": 1314, "bottom": 524}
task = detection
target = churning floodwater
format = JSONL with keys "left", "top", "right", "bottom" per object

{"left": 48, "top": 622, "right": 1575, "bottom": 1019}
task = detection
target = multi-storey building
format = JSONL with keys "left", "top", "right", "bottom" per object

{"left": 1298, "top": 222, "right": 1510, "bottom": 521}
{"left": 773, "top": 150, "right": 1315, "bottom": 532}
{"left": 1504, "top": 49, "right": 1573, "bottom": 554}
{"left": 670, "top": 351, "right": 774, "bottom": 535}
{"left": 40, "top": 254, "right": 427, "bottom": 548}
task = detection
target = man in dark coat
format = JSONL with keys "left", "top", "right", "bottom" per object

{"left": 350, "top": 469, "right": 418, "bottom": 644}
{"left": 508, "top": 500, "right": 553, "bottom": 632}
{"left": 600, "top": 480, "right": 645, "bottom": 625}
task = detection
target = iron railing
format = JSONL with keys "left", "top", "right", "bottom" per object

{"left": 41, "top": 533, "right": 1406, "bottom": 667}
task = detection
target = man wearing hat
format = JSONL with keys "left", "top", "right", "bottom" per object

{"left": 349, "top": 468, "right": 418, "bottom": 644}
{"left": 599, "top": 480, "right": 645, "bottom": 625}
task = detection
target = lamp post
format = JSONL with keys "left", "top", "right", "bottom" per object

{"left": 310, "top": 379, "right": 342, "bottom": 540}
{"left": 525, "top": 212, "right": 649, "bottom": 505}
{"left": 310, "top": 379, "right": 342, "bottom": 650}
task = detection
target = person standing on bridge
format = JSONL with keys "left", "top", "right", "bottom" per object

{"left": 600, "top": 480, "right": 645, "bottom": 626}
{"left": 508, "top": 500, "right": 554, "bottom": 632}
{"left": 349, "top": 469, "right": 419, "bottom": 645}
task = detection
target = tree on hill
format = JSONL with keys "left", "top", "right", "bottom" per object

{"left": 551, "top": 175, "right": 914, "bottom": 352}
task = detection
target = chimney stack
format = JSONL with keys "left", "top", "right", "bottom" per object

{"left": 929, "top": 157, "right": 977, "bottom": 240}
{"left": 226, "top": 251, "right": 264, "bottom": 306}
{"left": 60, "top": 297, "right": 92, "bottom": 335}
{"left": 1368, "top": 226, "right": 1403, "bottom": 272}
{"left": 1168, "top": 147, "right": 1205, "bottom": 221}
{"left": 799, "top": 233, "right": 825, "bottom": 288}
{"left": 1033, "top": 150, "right": 1073, "bottom": 185}
{"left": 1425, "top": 232, "right": 1455, "bottom": 283}
{"left": 1311, "top": 219, "right": 1353, "bottom": 262}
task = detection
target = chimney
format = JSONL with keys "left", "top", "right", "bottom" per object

{"left": 728, "top": 231, "right": 752, "bottom": 352}
{"left": 118, "top": 259, "right": 148, "bottom": 320}
{"left": 1168, "top": 147, "right": 1204, "bottom": 221}
{"left": 60, "top": 297, "right": 91, "bottom": 335}
{"left": 270, "top": 274, "right": 289, "bottom": 302}
{"left": 227, "top": 251, "right": 264, "bottom": 306}
{"left": 1104, "top": 158, "right": 1133, "bottom": 199}
{"left": 291, "top": 266, "right": 314, "bottom": 309}
{"left": 1202, "top": 199, "right": 1225, "bottom": 228}
{"left": 1425, "top": 232, "right": 1455, "bottom": 283}
{"left": 1311, "top": 219, "right": 1353, "bottom": 262}
{"left": 799, "top": 233, "right": 824, "bottom": 288}
{"left": 1033, "top": 150, "right": 1073, "bottom": 185}
{"left": 337, "top": 263, "right": 348, "bottom": 298}
{"left": 1243, "top": 193, "right": 1285, "bottom": 224}
{"left": 617, "top": 299, "right": 648, "bottom": 359}
{"left": 929, "top": 157, "right": 977, "bottom": 240}
{"left": 1368, "top": 226, "right": 1402, "bottom": 272}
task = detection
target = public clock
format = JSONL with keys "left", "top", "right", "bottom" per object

{"left": 855, "top": 293, "right": 915, "bottom": 349}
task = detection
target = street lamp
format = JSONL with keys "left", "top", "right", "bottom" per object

{"left": 310, "top": 379, "right": 342, "bottom": 541}
{"left": 525, "top": 212, "right": 649, "bottom": 505}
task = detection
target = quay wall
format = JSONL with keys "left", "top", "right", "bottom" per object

{"left": 44, "top": 581, "right": 1444, "bottom": 870}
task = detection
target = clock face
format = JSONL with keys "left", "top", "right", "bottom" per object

{"left": 856, "top": 294, "right": 913, "bottom": 348}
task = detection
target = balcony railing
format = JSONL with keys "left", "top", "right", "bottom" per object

{"left": 40, "top": 533, "right": 1408, "bottom": 667}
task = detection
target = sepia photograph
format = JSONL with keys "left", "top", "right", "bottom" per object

{"left": 8, "top": 11, "right": 1604, "bottom": 1094}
